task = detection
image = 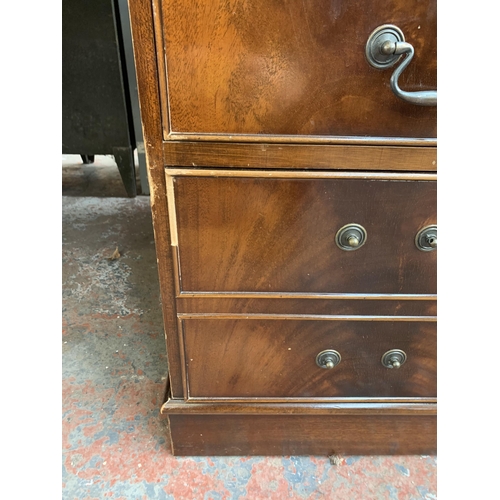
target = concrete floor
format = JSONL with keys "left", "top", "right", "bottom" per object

{"left": 62, "top": 154, "right": 144, "bottom": 198}
{"left": 62, "top": 156, "right": 437, "bottom": 499}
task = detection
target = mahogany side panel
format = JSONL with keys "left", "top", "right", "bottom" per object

{"left": 128, "top": 0, "right": 184, "bottom": 397}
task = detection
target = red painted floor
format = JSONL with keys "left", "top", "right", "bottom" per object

{"left": 62, "top": 158, "right": 437, "bottom": 499}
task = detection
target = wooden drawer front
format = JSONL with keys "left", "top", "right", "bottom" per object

{"left": 181, "top": 318, "right": 436, "bottom": 399}
{"left": 173, "top": 175, "right": 436, "bottom": 294}
{"left": 159, "top": 0, "right": 436, "bottom": 140}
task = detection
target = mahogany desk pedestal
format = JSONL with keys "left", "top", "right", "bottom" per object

{"left": 128, "top": 0, "right": 437, "bottom": 455}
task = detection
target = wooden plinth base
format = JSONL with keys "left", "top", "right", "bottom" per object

{"left": 162, "top": 397, "right": 436, "bottom": 456}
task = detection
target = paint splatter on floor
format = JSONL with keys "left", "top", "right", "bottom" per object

{"left": 62, "top": 195, "right": 437, "bottom": 499}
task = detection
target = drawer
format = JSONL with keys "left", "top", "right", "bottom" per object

{"left": 158, "top": 0, "right": 436, "bottom": 140}
{"left": 181, "top": 317, "right": 436, "bottom": 400}
{"left": 170, "top": 172, "right": 436, "bottom": 294}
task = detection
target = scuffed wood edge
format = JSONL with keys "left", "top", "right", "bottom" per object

{"left": 128, "top": 0, "right": 184, "bottom": 397}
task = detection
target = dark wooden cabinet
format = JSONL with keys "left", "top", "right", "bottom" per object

{"left": 62, "top": 0, "right": 138, "bottom": 197}
{"left": 129, "top": 0, "right": 437, "bottom": 455}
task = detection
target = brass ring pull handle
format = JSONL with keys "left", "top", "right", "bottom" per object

{"left": 316, "top": 350, "right": 341, "bottom": 369}
{"left": 415, "top": 225, "right": 437, "bottom": 251}
{"left": 365, "top": 24, "right": 437, "bottom": 106}
{"left": 335, "top": 224, "right": 367, "bottom": 251}
{"left": 381, "top": 349, "right": 407, "bottom": 369}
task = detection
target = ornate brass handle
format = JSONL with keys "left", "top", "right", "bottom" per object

{"left": 366, "top": 25, "right": 437, "bottom": 106}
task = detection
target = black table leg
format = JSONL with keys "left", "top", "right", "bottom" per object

{"left": 81, "top": 155, "right": 95, "bottom": 164}
{"left": 113, "top": 146, "right": 137, "bottom": 198}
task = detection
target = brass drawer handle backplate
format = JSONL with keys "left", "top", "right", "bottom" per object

{"left": 316, "top": 350, "right": 341, "bottom": 369}
{"left": 335, "top": 224, "right": 367, "bottom": 251}
{"left": 415, "top": 225, "right": 437, "bottom": 251}
{"left": 365, "top": 24, "right": 437, "bottom": 106}
{"left": 381, "top": 349, "right": 407, "bottom": 369}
